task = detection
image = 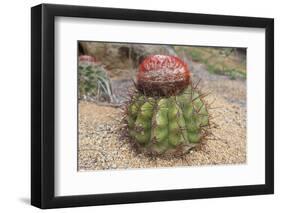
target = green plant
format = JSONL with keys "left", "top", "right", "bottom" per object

{"left": 206, "top": 64, "right": 246, "bottom": 80}
{"left": 174, "top": 46, "right": 247, "bottom": 80}
{"left": 78, "top": 55, "right": 113, "bottom": 102}
{"left": 125, "top": 55, "right": 210, "bottom": 155}
{"left": 188, "top": 49, "right": 203, "bottom": 62}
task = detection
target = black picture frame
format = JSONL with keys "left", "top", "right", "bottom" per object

{"left": 31, "top": 3, "right": 274, "bottom": 209}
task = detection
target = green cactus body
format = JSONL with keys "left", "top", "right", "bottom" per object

{"left": 127, "top": 86, "right": 209, "bottom": 155}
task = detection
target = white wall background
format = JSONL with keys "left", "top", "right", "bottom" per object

{"left": 0, "top": 0, "right": 279, "bottom": 212}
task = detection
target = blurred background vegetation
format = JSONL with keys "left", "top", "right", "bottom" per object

{"left": 78, "top": 42, "right": 246, "bottom": 103}
{"left": 175, "top": 46, "right": 246, "bottom": 80}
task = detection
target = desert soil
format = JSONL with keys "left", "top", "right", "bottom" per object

{"left": 78, "top": 62, "right": 246, "bottom": 171}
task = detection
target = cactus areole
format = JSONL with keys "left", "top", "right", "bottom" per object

{"left": 137, "top": 55, "right": 190, "bottom": 96}
{"left": 126, "top": 55, "right": 209, "bottom": 156}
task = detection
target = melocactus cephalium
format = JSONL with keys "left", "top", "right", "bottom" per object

{"left": 126, "top": 55, "right": 210, "bottom": 155}
{"left": 137, "top": 55, "right": 190, "bottom": 96}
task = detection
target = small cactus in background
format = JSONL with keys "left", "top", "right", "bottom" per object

{"left": 78, "top": 55, "right": 113, "bottom": 102}
{"left": 126, "top": 55, "right": 210, "bottom": 155}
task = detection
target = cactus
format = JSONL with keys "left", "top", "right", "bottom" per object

{"left": 126, "top": 55, "right": 210, "bottom": 155}
{"left": 78, "top": 55, "right": 113, "bottom": 102}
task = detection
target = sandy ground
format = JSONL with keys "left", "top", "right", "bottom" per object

{"left": 78, "top": 62, "right": 246, "bottom": 171}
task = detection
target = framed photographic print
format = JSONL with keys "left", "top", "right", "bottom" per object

{"left": 31, "top": 3, "right": 274, "bottom": 209}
